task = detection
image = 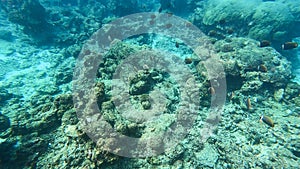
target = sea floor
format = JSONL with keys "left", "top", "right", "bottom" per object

{"left": 0, "top": 1, "right": 300, "bottom": 169}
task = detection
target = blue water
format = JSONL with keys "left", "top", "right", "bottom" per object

{"left": 0, "top": 0, "right": 299, "bottom": 168}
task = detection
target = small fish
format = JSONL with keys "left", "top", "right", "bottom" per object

{"left": 246, "top": 97, "right": 252, "bottom": 110}
{"left": 165, "top": 23, "right": 172, "bottom": 29}
{"left": 158, "top": 6, "right": 162, "bottom": 13}
{"left": 208, "top": 87, "right": 216, "bottom": 95}
{"left": 219, "top": 18, "right": 226, "bottom": 24}
{"left": 175, "top": 41, "right": 179, "bottom": 48}
{"left": 207, "top": 30, "right": 226, "bottom": 39}
{"left": 166, "top": 12, "right": 173, "bottom": 17}
{"left": 184, "top": 58, "right": 193, "bottom": 64}
{"left": 228, "top": 91, "right": 235, "bottom": 100}
{"left": 185, "top": 22, "right": 192, "bottom": 27}
{"left": 150, "top": 14, "right": 156, "bottom": 19}
{"left": 208, "top": 30, "right": 218, "bottom": 37}
{"left": 259, "top": 40, "right": 271, "bottom": 47}
{"left": 282, "top": 42, "right": 298, "bottom": 50}
{"left": 258, "top": 64, "right": 267, "bottom": 72}
{"left": 227, "top": 28, "right": 234, "bottom": 34}
{"left": 260, "top": 115, "right": 274, "bottom": 127}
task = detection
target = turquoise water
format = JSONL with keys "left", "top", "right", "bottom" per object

{"left": 0, "top": 0, "right": 299, "bottom": 168}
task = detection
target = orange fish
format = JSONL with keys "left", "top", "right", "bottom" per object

{"left": 260, "top": 115, "right": 274, "bottom": 127}
{"left": 282, "top": 42, "right": 298, "bottom": 50}
{"left": 258, "top": 64, "right": 267, "bottom": 72}
{"left": 259, "top": 40, "right": 271, "bottom": 47}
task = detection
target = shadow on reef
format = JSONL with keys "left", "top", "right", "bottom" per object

{"left": 0, "top": 0, "right": 54, "bottom": 43}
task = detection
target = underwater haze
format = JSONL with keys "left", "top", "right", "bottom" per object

{"left": 0, "top": 0, "right": 300, "bottom": 168}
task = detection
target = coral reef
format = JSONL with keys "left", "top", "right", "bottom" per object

{"left": 0, "top": 113, "right": 10, "bottom": 132}
{"left": 213, "top": 37, "right": 292, "bottom": 92}
{"left": 129, "top": 68, "right": 164, "bottom": 95}
{"left": 249, "top": 2, "right": 295, "bottom": 41}
{"left": 192, "top": 0, "right": 300, "bottom": 48}
{"left": 97, "top": 41, "right": 140, "bottom": 80}
{"left": 1, "top": 36, "right": 299, "bottom": 168}
{"left": 0, "top": 88, "right": 14, "bottom": 105}
{"left": 0, "top": 1, "right": 299, "bottom": 168}
{"left": 1, "top": 0, "right": 50, "bottom": 38}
